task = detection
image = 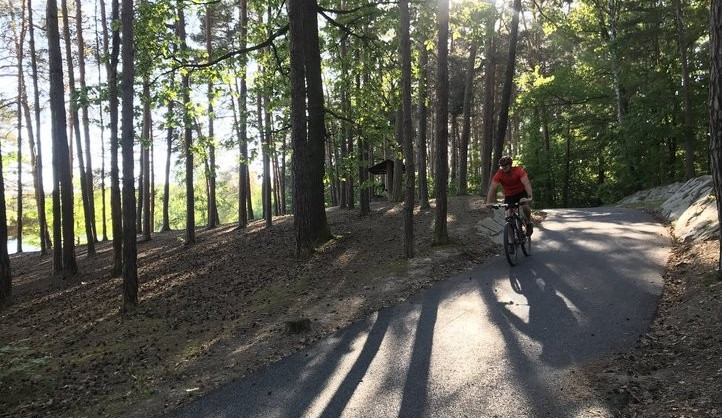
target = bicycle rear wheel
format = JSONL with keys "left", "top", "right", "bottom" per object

{"left": 503, "top": 222, "right": 519, "bottom": 266}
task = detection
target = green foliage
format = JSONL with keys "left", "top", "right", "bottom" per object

{"left": 511, "top": 0, "right": 710, "bottom": 207}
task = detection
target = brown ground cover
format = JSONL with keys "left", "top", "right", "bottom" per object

{"left": 1, "top": 196, "right": 719, "bottom": 417}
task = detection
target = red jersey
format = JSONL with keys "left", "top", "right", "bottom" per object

{"left": 492, "top": 166, "right": 528, "bottom": 196}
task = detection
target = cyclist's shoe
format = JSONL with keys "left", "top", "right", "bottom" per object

{"left": 526, "top": 222, "right": 534, "bottom": 236}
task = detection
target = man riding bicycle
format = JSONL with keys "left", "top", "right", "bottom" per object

{"left": 485, "top": 155, "right": 534, "bottom": 235}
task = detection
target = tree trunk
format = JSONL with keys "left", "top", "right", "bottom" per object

{"left": 392, "top": 110, "right": 404, "bottom": 203}
{"left": 458, "top": 43, "right": 477, "bottom": 196}
{"left": 273, "top": 155, "right": 281, "bottom": 215}
{"left": 493, "top": 0, "right": 522, "bottom": 165}
{"left": 256, "top": 86, "right": 270, "bottom": 226}
{"left": 206, "top": 5, "right": 218, "bottom": 229}
{"left": 179, "top": 6, "right": 195, "bottom": 245}
{"left": 281, "top": 135, "right": 288, "bottom": 214}
{"left": 539, "top": 107, "right": 555, "bottom": 207}
{"left": 136, "top": 151, "right": 143, "bottom": 232}
{"left": 75, "top": 0, "right": 97, "bottom": 242}
{"left": 161, "top": 94, "right": 174, "bottom": 232}
{"left": 400, "top": 0, "right": 415, "bottom": 258}
{"left": 450, "top": 115, "right": 458, "bottom": 182}
{"left": 433, "top": 0, "right": 450, "bottom": 245}
{"left": 142, "top": 79, "right": 152, "bottom": 240}
{"left": 121, "top": 0, "right": 137, "bottom": 310}
{"left": 480, "top": 18, "right": 495, "bottom": 195}
{"left": 289, "top": 0, "right": 331, "bottom": 258}
{"left": 14, "top": 7, "right": 24, "bottom": 254}
{"left": 27, "top": 0, "right": 50, "bottom": 254}
{"left": 101, "top": 0, "right": 123, "bottom": 275}
{"left": 62, "top": 0, "right": 96, "bottom": 256}
{"left": 563, "top": 127, "right": 571, "bottom": 207}
{"left": 47, "top": 0, "right": 78, "bottom": 276}
{"left": 0, "top": 133, "right": 11, "bottom": 304}
{"left": 263, "top": 88, "right": 273, "bottom": 227}
{"left": 357, "top": 51, "right": 371, "bottom": 215}
{"left": 710, "top": 0, "right": 722, "bottom": 277}
{"left": 289, "top": 0, "right": 313, "bottom": 257}
{"left": 93, "top": 26, "right": 108, "bottom": 242}
{"left": 417, "top": 41, "right": 430, "bottom": 209}
{"left": 674, "top": 0, "right": 696, "bottom": 179}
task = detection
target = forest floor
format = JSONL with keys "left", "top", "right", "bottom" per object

{"left": 1, "top": 195, "right": 720, "bottom": 417}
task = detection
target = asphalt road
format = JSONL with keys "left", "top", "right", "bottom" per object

{"left": 165, "top": 207, "right": 670, "bottom": 418}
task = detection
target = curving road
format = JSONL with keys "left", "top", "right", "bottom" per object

{"left": 165, "top": 207, "right": 670, "bottom": 418}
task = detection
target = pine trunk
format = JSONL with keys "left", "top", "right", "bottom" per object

{"left": 400, "top": 0, "right": 415, "bottom": 258}
{"left": 121, "top": 0, "right": 137, "bottom": 310}
{"left": 458, "top": 43, "right": 477, "bottom": 195}
{"left": 710, "top": 0, "right": 722, "bottom": 276}
{"left": 47, "top": 0, "right": 78, "bottom": 276}
{"left": 433, "top": 0, "right": 450, "bottom": 245}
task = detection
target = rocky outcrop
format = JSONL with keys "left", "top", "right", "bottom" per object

{"left": 619, "top": 175, "right": 720, "bottom": 243}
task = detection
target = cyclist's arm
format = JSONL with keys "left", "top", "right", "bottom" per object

{"left": 521, "top": 176, "right": 533, "bottom": 201}
{"left": 485, "top": 179, "right": 500, "bottom": 205}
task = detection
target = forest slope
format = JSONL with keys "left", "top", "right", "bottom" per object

{"left": 1, "top": 196, "right": 497, "bottom": 417}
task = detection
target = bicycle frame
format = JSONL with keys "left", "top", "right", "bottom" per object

{"left": 489, "top": 202, "right": 531, "bottom": 266}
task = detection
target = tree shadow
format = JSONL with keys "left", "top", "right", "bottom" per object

{"left": 502, "top": 270, "right": 579, "bottom": 367}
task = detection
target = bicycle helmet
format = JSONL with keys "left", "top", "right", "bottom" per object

{"left": 499, "top": 156, "right": 513, "bottom": 166}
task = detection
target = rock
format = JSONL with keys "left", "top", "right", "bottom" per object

{"left": 622, "top": 175, "right": 719, "bottom": 244}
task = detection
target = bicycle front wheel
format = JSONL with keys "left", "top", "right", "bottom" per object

{"left": 518, "top": 218, "right": 531, "bottom": 257}
{"left": 503, "top": 222, "right": 519, "bottom": 266}
{"left": 521, "top": 232, "right": 531, "bottom": 256}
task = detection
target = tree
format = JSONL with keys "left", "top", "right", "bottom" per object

{"left": 417, "top": 38, "right": 431, "bottom": 209}
{"left": 205, "top": 1, "right": 219, "bottom": 229}
{"left": 288, "top": 0, "right": 331, "bottom": 258}
{"left": 161, "top": 76, "right": 175, "bottom": 233}
{"left": 0, "top": 136, "right": 10, "bottom": 304}
{"left": 47, "top": 0, "right": 78, "bottom": 277}
{"left": 178, "top": 4, "right": 195, "bottom": 245}
{"left": 61, "top": 0, "right": 95, "bottom": 256}
{"left": 493, "top": 0, "right": 522, "bottom": 164}
{"left": 674, "top": 0, "right": 695, "bottom": 179}
{"left": 433, "top": 0, "right": 450, "bottom": 245}
{"left": 400, "top": 0, "right": 415, "bottom": 258}
{"left": 480, "top": 10, "right": 496, "bottom": 194}
{"left": 27, "top": 0, "right": 51, "bottom": 254}
{"left": 10, "top": 0, "right": 26, "bottom": 254}
{"left": 100, "top": 0, "right": 123, "bottom": 276}
{"left": 710, "top": 0, "right": 722, "bottom": 277}
{"left": 75, "top": 0, "right": 97, "bottom": 242}
{"left": 141, "top": 80, "right": 152, "bottom": 241}
{"left": 235, "top": 0, "right": 249, "bottom": 228}
{"left": 121, "top": 0, "right": 137, "bottom": 310}
{"left": 458, "top": 43, "right": 477, "bottom": 195}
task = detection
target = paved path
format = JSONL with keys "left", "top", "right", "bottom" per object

{"left": 165, "top": 207, "right": 670, "bottom": 417}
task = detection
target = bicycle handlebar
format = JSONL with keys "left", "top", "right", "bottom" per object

{"left": 487, "top": 199, "right": 531, "bottom": 209}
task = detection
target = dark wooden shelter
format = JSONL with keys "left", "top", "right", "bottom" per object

{"left": 368, "top": 159, "right": 405, "bottom": 198}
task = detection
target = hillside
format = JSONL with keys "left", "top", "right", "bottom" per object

{"left": 1, "top": 193, "right": 720, "bottom": 417}
{"left": 1, "top": 196, "right": 498, "bottom": 417}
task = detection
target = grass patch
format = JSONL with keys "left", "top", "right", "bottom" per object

{"left": 0, "top": 339, "right": 54, "bottom": 408}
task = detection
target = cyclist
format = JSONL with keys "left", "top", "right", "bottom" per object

{"left": 485, "top": 155, "right": 534, "bottom": 235}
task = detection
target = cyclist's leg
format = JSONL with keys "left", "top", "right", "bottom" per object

{"left": 513, "top": 191, "right": 533, "bottom": 235}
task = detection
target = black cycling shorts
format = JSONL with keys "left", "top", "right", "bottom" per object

{"left": 504, "top": 191, "right": 529, "bottom": 206}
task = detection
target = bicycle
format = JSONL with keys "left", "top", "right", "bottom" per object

{"left": 488, "top": 201, "right": 532, "bottom": 266}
